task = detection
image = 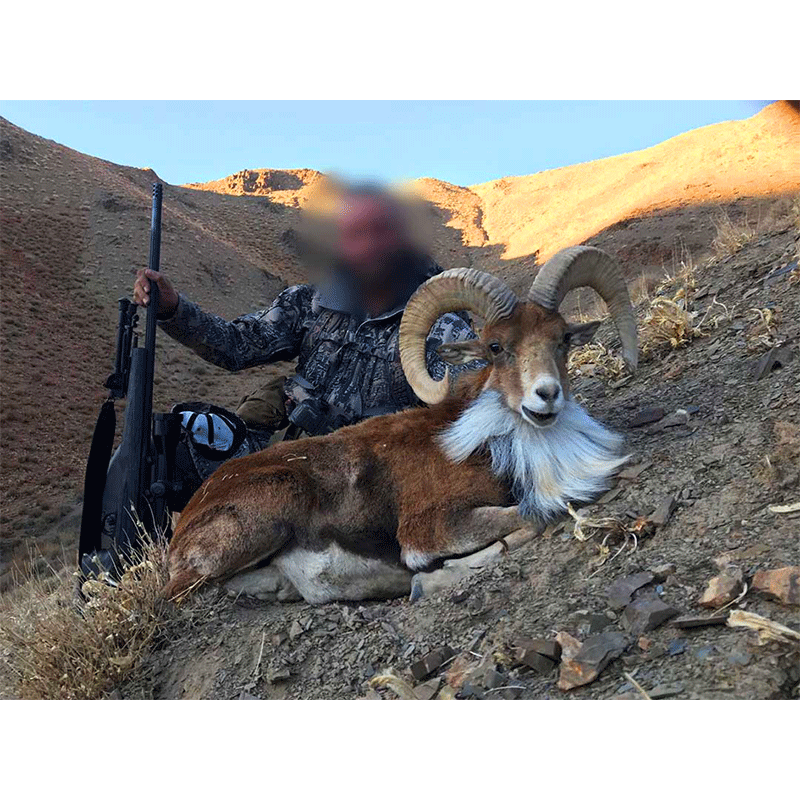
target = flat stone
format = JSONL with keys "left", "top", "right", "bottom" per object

{"left": 618, "top": 460, "right": 653, "bottom": 481}
{"left": 607, "top": 571, "right": 654, "bottom": 610}
{"left": 515, "top": 637, "right": 562, "bottom": 662}
{"left": 621, "top": 595, "right": 680, "bottom": 635}
{"left": 459, "top": 682, "right": 485, "bottom": 700}
{"left": 647, "top": 496, "right": 678, "bottom": 528}
{"left": 483, "top": 668, "right": 505, "bottom": 690}
{"left": 413, "top": 677, "right": 442, "bottom": 700}
{"left": 673, "top": 613, "right": 729, "bottom": 629}
{"left": 516, "top": 648, "right": 558, "bottom": 675}
{"left": 652, "top": 410, "right": 691, "bottom": 430}
{"left": 410, "top": 645, "right": 456, "bottom": 682}
{"left": 752, "top": 345, "right": 795, "bottom": 380}
{"left": 667, "top": 638, "right": 687, "bottom": 656}
{"left": 557, "top": 630, "right": 629, "bottom": 691}
{"left": 763, "top": 261, "right": 798, "bottom": 284}
{"left": 597, "top": 485, "right": 624, "bottom": 504}
{"left": 444, "top": 653, "right": 473, "bottom": 688}
{"left": 751, "top": 566, "right": 800, "bottom": 606}
{"left": 629, "top": 406, "right": 666, "bottom": 427}
{"left": 699, "top": 569, "right": 744, "bottom": 609}
{"left": 587, "top": 613, "right": 615, "bottom": 634}
{"left": 650, "top": 563, "right": 676, "bottom": 581}
{"left": 649, "top": 682, "right": 685, "bottom": 699}
{"left": 267, "top": 668, "right": 291, "bottom": 683}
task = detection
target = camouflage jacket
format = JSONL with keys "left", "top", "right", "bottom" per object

{"left": 159, "top": 256, "right": 478, "bottom": 428}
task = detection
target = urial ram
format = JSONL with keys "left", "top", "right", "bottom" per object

{"left": 163, "top": 246, "right": 638, "bottom": 603}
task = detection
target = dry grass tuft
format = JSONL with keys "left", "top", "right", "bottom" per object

{"left": 712, "top": 208, "right": 759, "bottom": 257}
{"left": 640, "top": 297, "right": 697, "bottom": 353}
{"left": 566, "top": 504, "right": 649, "bottom": 576}
{"left": 745, "top": 307, "right": 782, "bottom": 352}
{"left": 568, "top": 342, "right": 625, "bottom": 381}
{"left": 639, "top": 247, "right": 731, "bottom": 356}
{"left": 0, "top": 538, "right": 174, "bottom": 699}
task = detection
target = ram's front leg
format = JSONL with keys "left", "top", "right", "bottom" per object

{"left": 401, "top": 505, "right": 542, "bottom": 601}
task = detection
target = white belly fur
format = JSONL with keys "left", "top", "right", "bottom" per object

{"left": 272, "top": 543, "right": 412, "bottom": 604}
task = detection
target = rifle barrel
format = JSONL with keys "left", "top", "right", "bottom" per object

{"left": 145, "top": 182, "right": 163, "bottom": 355}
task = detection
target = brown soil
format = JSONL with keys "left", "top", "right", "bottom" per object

{"left": 1, "top": 104, "right": 799, "bottom": 699}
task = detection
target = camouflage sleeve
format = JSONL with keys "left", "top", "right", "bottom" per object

{"left": 158, "top": 284, "right": 313, "bottom": 372}
{"left": 425, "top": 311, "right": 484, "bottom": 382}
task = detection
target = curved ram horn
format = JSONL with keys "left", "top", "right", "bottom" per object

{"left": 400, "top": 269, "right": 518, "bottom": 405}
{"left": 529, "top": 245, "right": 638, "bottom": 370}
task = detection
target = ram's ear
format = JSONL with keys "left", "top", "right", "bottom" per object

{"left": 437, "top": 339, "right": 488, "bottom": 365}
{"left": 568, "top": 320, "right": 602, "bottom": 347}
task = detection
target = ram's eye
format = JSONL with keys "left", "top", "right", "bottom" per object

{"left": 488, "top": 342, "right": 502, "bottom": 355}
{"left": 562, "top": 331, "right": 573, "bottom": 346}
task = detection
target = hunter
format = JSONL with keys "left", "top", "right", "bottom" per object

{"left": 132, "top": 184, "right": 478, "bottom": 507}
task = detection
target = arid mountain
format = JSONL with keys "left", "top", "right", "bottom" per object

{"left": 190, "top": 101, "right": 800, "bottom": 289}
{"left": 1, "top": 102, "right": 798, "bottom": 583}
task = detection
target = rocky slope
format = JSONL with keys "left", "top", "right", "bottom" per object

{"left": 123, "top": 222, "right": 800, "bottom": 700}
{"left": 1, "top": 102, "right": 798, "bottom": 587}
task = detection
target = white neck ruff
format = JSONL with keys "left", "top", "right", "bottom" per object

{"left": 438, "top": 391, "right": 629, "bottom": 521}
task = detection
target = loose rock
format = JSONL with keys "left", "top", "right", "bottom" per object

{"left": 557, "top": 630, "right": 629, "bottom": 691}
{"left": 751, "top": 566, "right": 800, "bottom": 606}
{"left": 621, "top": 595, "right": 679, "bottom": 635}
{"left": 607, "top": 571, "right": 654, "bottom": 610}
{"left": 699, "top": 567, "right": 744, "bottom": 609}
{"left": 618, "top": 460, "right": 653, "bottom": 481}
{"left": 444, "top": 653, "right": 473, "bottom": 689}
{"left": 410, "top": 645, "right": 456, "bottom": 682}
{"left": 516, "top": 648, "right": 558, "bottom": 675}
{"left": 673, "top": 613, "right": 730, "bottom": 629}
{"left": 647, "top": 496, "right": 678, "bottom": 528}
{"left": 752, "top": 345, "right": 795, "bottom": 380}
{"left": 649, "top": 682, "right": 685, "bottom": 699}
{"left": 629, "top": 406, "right": 666, "bottom": 427}
{"left": 652, "top": 409, "right": 692, "bottom": 431}
{"left": 483, "top": 668, "right": 505, "bottom": 690}
{"left": 650, "top": 563, "right": 676, "bottom": 581}
{"left": 515, "top": 637, "right": 562, "bottom": 662}
{"left": 667, "top": 638, "right": 687, "bottom": 656}
{"left": 413, "top": 677, "right": 442, "bottom": 700}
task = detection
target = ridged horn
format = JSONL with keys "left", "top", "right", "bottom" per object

{"left": 400, "top": 269, "right": 518, "bottom": 404}
{"left": 529, "top": 245, "right": 638, "bottom": 370}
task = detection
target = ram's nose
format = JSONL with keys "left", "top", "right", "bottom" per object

{"left": 521, "top": 377, "right": 564, "bottom": 427}
{"left": 530, "top": 377, "right": 563, "bottom": 408}
{"left": 535, "top": 381, "right": 561, "bottom": 404}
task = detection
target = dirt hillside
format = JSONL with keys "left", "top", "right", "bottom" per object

{"left": 127, "top": 219, "right": 800, "bottom": 700}
{"left": 1, "top": 102, "right": 798, "bottom": 588}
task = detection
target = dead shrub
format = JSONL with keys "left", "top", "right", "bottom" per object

{"left": 568, "top": 341, "right": 625, "bottom": 381}
{"left": 639, "top": 247, "right": 731, "bottom": 356}
{"left": 712, "top": 208, "right": 758, "bottom": 257}
{"left": 745, "top": 307, "right": 781, "bottom": 352}
{"left": 0, "top": 538, "right": 174, "bottom": 699}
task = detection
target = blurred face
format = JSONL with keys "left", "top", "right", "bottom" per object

{"left": 337, "top": 193, "right": 406, "bottom": 285}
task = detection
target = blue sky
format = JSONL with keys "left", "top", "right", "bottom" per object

{"left": 0, "top": 101, "right": 769, "bottom": 187}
